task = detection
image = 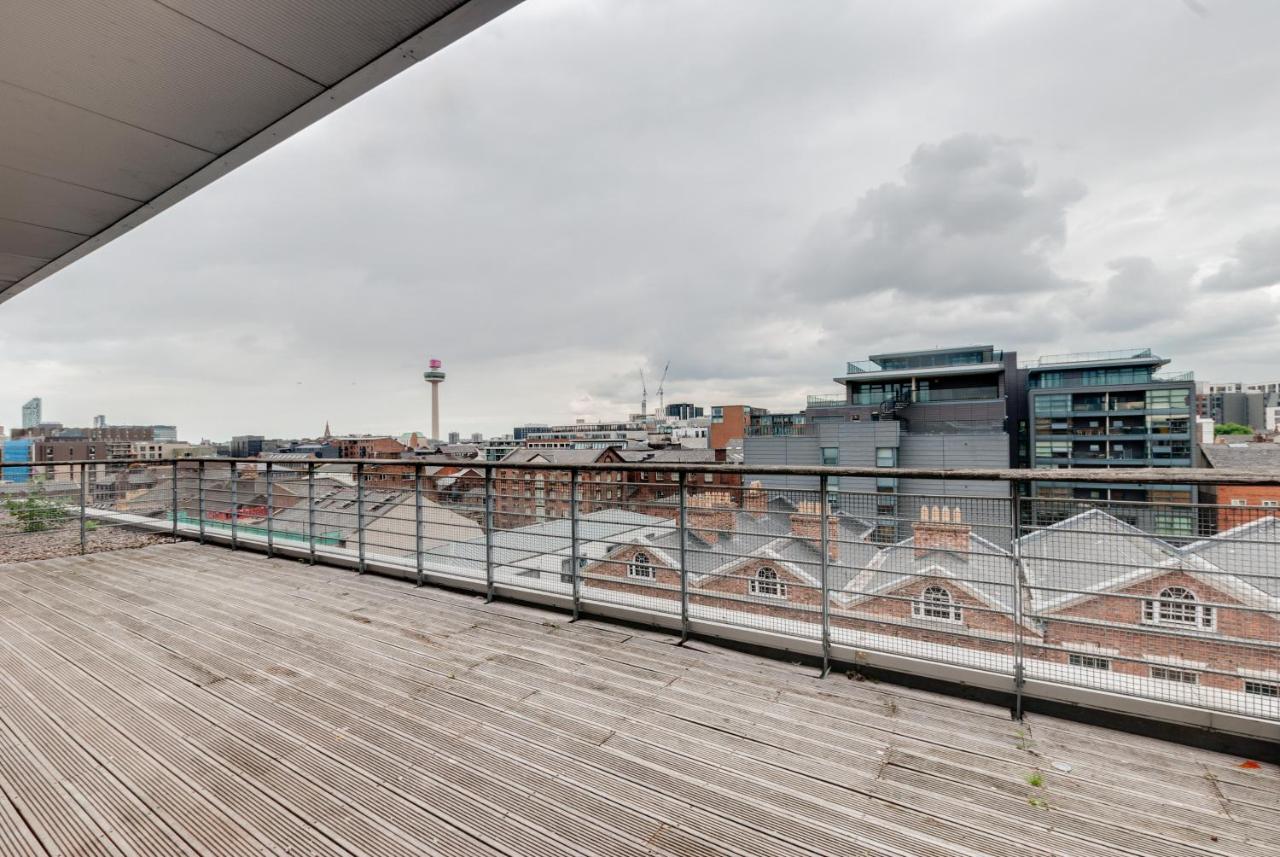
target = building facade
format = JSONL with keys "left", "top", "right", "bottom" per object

{"left": 745, "top": 346, "right": 1018, "bottom": 542}
{"left": 1023, "top": 348, "right": 1196, "bottom": 533}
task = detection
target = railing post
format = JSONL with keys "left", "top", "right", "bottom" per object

{"left": 230, "top": 463, "right": 238, "bottom": 550}
{"left": 307, "top": 460, "right": 316, "bottom": 564}
{"left": 414, "top": 463, "right": 425, "bottom": 587}
{"left": 170, "top": 459, "right": 178, "bottom": 538}
{"left": 79, "top": 462, "right": 87, "bottom": 555}
{"left": 197, "top": 460, "right": 206, "bottom": 544}
{"left": 819, "top": 473, "right": 831, "bottom": 678}
{"left": 678, "top": 471, "right": 689, "bottom": 644}
{"left": 265, "top": 461, "right": 274, "bottom": 558}
{"left": 356, "top": 462, "right": 366, "bottom": 574}
{"left": 484, "top": 466, "right": 495, "bottom": 602}
{"left": 1011, "top": 485, "right": 1025, "bottom": 721}
{"left": 570, "top": 468, "right": 580, "bottom": 621}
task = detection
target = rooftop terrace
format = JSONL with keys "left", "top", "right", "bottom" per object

{"left": 0, "top": 542, "right": 1276, "bottom": 856}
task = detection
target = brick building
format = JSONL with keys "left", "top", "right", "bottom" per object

{"left": 1198, "top": 442, "right": 1280, "bottom": 529}
{"left": 442, "top": 490, "right": 1278, "bottom": 706}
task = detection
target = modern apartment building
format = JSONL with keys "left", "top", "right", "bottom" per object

{"left": 745, "top": 346, "right": 1020, "bottom": 542}
{"left": 1023, "top": 348, "right": 1196, "bottom": 531}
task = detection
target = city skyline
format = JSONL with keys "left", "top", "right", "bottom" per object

{"left": 3, "top": 1, "right": 1279, "bottom": 440}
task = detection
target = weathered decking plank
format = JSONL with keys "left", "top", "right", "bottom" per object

{"left": 0, "top": 543, "right": 1274, "bottom": 857}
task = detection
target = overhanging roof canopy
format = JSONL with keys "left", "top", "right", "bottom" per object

{"left": 0, "top": 0, "right": 521, "bottom": 306}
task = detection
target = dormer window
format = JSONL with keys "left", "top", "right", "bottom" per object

{"left": 628, "top": 552, "right": 656, "bottom": 580}
{"left": 913, "top": 585, "right": 962, "bottom": 622}
{"left": 749, "top": 567, "right": 787, "bottom": 598}
{"left": 1142, "top": 586, "right": 1214, "bottom": 631}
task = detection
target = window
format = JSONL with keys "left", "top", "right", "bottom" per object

{"left": 627, "top": 552, "right": 656, "bottom": 580}
{"left": 1230, "top": 499, "right": 1248, "bottom": 507}
{"left": 1034, "top": 394, "right": 1070, "bottom": 415}
{"left": 821, "top": 447, "right": 839, "bottom": 467}
{"left": 1245, "top": 681, "right": 1279, "bottom": 697}
{"left": 1151, "top": 666, "right": 1199, "bottom": 685}
{"left": 912, "top": 586, "right": 961, "bottom": 622}
{"left": 1142, "top": 586, "right": 1214, "bottom": 630}
{"left": 1068, "top": 654, "right": 1111, "bottom": 670}
{"left": 749, "top": 567, "right": 787, "bottom": 598}
{"left": 876, "top": 447, "right": 897, "bottom": 467}
{"left": 1263, "top": 500, "right": 1279, "bottom": 508}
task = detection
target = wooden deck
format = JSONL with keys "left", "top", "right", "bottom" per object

{"left": 0, "top": 542, "right": 1274, "bottom": 857}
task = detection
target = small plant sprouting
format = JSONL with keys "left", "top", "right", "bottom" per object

{"left": 1027, "top": 797, "right": 1049, "bottom": 809}
{"left": 1026, "top": 771, "right": 1044, "bottom": 788}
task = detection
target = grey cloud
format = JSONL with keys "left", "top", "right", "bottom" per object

{"left": 780, "top": 135, "right": 1086, "bottom": 303}
{"left": 4, "top": 1, "right": 1280, "bottom": 439}
{"left": 1198, "top": 226, "right": 1280, "bottom": 292}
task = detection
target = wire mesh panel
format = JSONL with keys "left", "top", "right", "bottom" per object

{"left": 574, "top": 466, "right": 686, "bottom": 618}
{"left": 826, "top": 486, "right": 1019, "bottom": 675}
{"left": 83, "top": 461, "right": 177, "bottom": 553}
{"left": 1020, "top": 492, "right": 1280, "bottom": 720}
{"left": 3, "top": 454, "right": 1278, "bottom": 731}
{"left": 0, "top": 461, "right": 84, "bottom": 561}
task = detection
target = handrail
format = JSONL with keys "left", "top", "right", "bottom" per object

{"left": 4, "top": 457, "right": 1275, "bottom": 485}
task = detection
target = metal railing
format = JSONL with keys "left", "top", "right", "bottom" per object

{"left": 1022, "top": 348, "right": 1154, "bottom": 368}
{"left": 2, "top": 457, "right": 1278, "bottom": 741}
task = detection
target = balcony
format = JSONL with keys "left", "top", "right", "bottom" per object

{"left": 1, "top": 457, "right": 1277, "bottom": 854}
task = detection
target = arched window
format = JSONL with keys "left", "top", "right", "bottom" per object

{"left": 913, "top": 585, "right": 962, "bottom": 622}
{"left": 1143, "top": 586, "right": 1214, "bottom": 630}
{"left": 749, "top": 567, "right": 787, "bottom": 598}
{"left": 628, "top": 551, "right": 656, "bottom": 580}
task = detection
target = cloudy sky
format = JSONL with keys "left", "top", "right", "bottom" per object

{"left": 4, "top": 0, "right": 1279, "bottom": 441}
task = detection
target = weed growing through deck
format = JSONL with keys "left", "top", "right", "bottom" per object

{"left": 1026, "top": 771, "right": 1044, "bottom": 788}
{"left": 1027, "top": 797, "right": 1049, "bottom": 809}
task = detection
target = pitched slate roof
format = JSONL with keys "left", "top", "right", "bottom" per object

{"left": 842, "top": 532, "right": 1017, "bottom": 613}
{"left": 1199, "top": 442, "right": 1280, "bottom": 473}
{"left": 1182, "top": 515, "right": 1280, "bottom": 600}
{"left": 1018, "top": 509, "right": 1180, "bottom": 612}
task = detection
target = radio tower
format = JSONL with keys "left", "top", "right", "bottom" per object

{"left": 423, "top": 358, "right": 446, "bottom": 441}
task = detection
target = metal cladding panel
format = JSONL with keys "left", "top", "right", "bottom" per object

{"left": 0, "top": 0, "right": 521, "bottom": 305}
{"left": 0, "top": 164, "right": 138, "bottom": 236}
{"left": 0, "top": 82, "right": 213, "bottom": 201}
{"left": 162, "top": 0, "right": 468, "bottom": 86}
{"left": 0, "top": 0, "right": 322, "bottom": 152}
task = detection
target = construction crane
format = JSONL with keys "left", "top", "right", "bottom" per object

{"left": 639, "top": 367, "right": 648, "bottom": 419}
{"left": 657, "top": 361, "right": 670, "bottom": 417}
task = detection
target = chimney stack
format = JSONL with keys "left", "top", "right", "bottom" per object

{"left": 688, "top": 491, "right": 736, "bottom": 544}
{"left": 743, "top": 480, "right": 768, "bottom": 517}
{"left": 913, "top": 505, "right": 971, "bottom": 558}
{"left": 789, "top": 500, "right": 839, "bottom": 561}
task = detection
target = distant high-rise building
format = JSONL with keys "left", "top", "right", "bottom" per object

{"left": 151, "top": 425, "right": 178, "bottom": 442}
{"left": 93, "top": 414, "right": 107, "bottom": 429}
{"left": 448, "top": 431, "right": 461, "bottom": 444}
{"left": 470, "top": 432, "right": 483, "bottom": 442}
{"left": 21, "top": 398, "right": 41, "bottom": 428}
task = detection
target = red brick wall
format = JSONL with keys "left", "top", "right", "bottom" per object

{"left": 1041, "top": 569, "right": 1280, "bottom": 690}
{"left": 1215, "top": 485, "right": 1280, "bottom": 530}
{"left": 833, "top": 576, "right": 1021, "bottom": 655}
